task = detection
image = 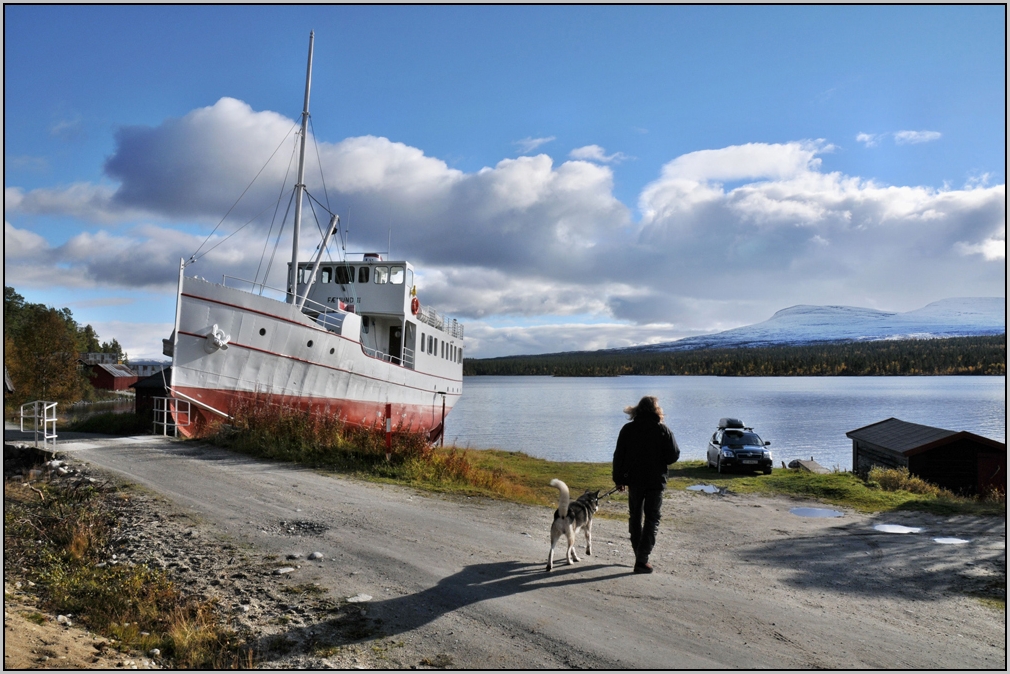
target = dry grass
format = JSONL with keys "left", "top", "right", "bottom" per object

{"left": 867, "top": 466, "right": 955, "bottom": 497}
{"left": 4, "top": 477, "right": 251, "bottom": 669}
{"left": 218, "top": 398, "right": 535, "bottom": 501}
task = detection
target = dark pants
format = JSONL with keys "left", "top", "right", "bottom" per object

{"left": 628, "top": 486, "right": 663, "bottom": 564}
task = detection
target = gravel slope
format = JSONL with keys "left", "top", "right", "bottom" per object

{"left": 10, "top": 431, "right": 1006, "bottom": 669}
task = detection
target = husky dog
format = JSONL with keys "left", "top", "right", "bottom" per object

{"left": 546, "top": 479, "right": 601, "bottom": 572}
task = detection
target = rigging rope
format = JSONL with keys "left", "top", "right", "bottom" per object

{"left": 254, "top": 132, "right": 301, "bottom": 288}
{"left": 188, "top": 121, "right": 298, "bottom": 264}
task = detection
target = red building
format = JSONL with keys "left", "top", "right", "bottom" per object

{"left": 87, "top": 363, "right": 138, "bottom": 391}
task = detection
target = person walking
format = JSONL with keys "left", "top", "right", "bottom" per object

{"left": 612, "top": 396, "right": 680, "bottom": 574}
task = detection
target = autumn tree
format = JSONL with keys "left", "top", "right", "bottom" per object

{"left": 6, "top": 305, "right": 88, "bottom": 407}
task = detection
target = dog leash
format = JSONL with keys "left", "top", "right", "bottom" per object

{"left": 599, "top": 486, "right": 621, "bottom": 501}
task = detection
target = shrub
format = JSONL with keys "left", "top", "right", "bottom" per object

{"left": 867, "top": 466, "right": 953, "bottom": 497}
{"left": 217, "top": 397, "right": 533, "bottom": 500}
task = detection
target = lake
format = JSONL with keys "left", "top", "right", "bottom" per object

{"left": 445, "top": 376, "right": 1006, "bottom": 470}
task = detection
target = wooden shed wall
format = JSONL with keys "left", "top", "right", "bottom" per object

{"left": 852, "top": 440, "right": 907, "bottom": 477}
{"left": 909, "top": 440, "right": 1006, "bottom": 495}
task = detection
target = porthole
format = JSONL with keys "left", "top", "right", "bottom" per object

{"left": 307, "top": 340, "right": 313, "bottom": 348}
{"left": 259, "top": 328, "right": 266, "bottom": 336}
{"left": 329, "top": 348, "right": 335, "bottom": 354}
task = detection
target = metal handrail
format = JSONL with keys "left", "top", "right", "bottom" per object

{"left": 220, "top": 275, "right": 335, "bottom": 317}
{"left": 417, "top": 305, "right": 464, "bottom": 339}
{"left": 153, "top": 397, "right": 191, "bottom": 438}
{"left": 20, "top": 401, "right": 57, "bottom": 449}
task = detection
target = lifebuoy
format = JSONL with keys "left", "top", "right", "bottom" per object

{"left": 411, "top": 297, "right": 420, "bottom": 315}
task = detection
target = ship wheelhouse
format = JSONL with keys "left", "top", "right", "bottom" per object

{"left": 293, "top": 255, "right": 464, "bottom": 376}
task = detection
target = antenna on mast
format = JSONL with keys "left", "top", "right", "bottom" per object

{"left": 288, "top": 30, "right": 314, "bottom": 304}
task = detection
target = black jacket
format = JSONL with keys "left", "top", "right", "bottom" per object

{"left": 612, "top": 414, "right": 680, "bottom": 489}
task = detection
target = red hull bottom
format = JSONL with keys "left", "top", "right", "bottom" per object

{"left": 169, "top": 386, "right": 452, "bottom": 440}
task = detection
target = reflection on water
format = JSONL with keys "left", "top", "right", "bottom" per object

{"left": 448, "top": 376, "right": 1006, "bottom": 469}
{"left": 873, "top": 524, "right": 923, "bottom": 534}
{"left": 789, "top": 507, "right": 844, "bottom": 518}
{"left": 686, "top": 484, "right": 721, "bottom": 494}
{"left": 60, "top": 397, "right": 135, "bottom": 424}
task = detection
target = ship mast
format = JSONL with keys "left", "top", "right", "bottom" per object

{"left": 289, "top": 31, "right": 315, "bottom": 304}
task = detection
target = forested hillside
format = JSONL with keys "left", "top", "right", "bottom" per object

{"left": 464, "top": 335, "right": 1006, "bottom": 377}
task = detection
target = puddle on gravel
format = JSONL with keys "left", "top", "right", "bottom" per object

{"left": 686, "top": 484, "right": 720, "bottom": 494}
{"left": 933, "top": 537, "right": 970, "bottom": 545}
{"left": 789, "top": 507, "right": 843, "bottom": 518}
{"left": 873, "top": 524, "right": 923, "bottom": 534}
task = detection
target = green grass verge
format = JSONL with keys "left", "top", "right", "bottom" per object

{"left": 209, "top": 401, "right": 1004, "bottom": 516}
{"left": 664, "top": 460, "right": 1006, "bottom": 515}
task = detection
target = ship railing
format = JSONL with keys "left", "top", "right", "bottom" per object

{"left": 402, "top": 346, "right": 415, "bottom": 369}
{"left": 416, "top": 305, "right": 464, "bottom": 340}
{"left": 360, "top": 344, "right": 400, "bottom": 365}
{"left": 20, "top": 401, "right": 58, "bottom": 449}
{"left": 221, "top": 275, "right": 335, "bottom": 317}
{"left": 153, "top": 396, "right": 191, "bottom": 438}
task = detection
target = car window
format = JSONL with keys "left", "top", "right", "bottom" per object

{"left": 722, "top": 431, "right": 763, "bottom": 446}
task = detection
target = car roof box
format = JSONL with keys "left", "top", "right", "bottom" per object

{"left": 718, "top": 417, "right": 744, "bottom": 429}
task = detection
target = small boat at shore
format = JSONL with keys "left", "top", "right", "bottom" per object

{"left": 163, "top": 33, "right": 463, "bottom": 438}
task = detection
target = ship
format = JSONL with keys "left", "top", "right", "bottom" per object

{"left": 163, "top": 32, "right": 463, "bottom": 438}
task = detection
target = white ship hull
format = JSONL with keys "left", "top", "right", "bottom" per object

{"left": 168, "top": 276, "right": 462, "bottom": 438}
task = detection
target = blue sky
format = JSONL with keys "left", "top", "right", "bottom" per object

{"left": 4, "top": 5, "right": 1006, "bottom": 358}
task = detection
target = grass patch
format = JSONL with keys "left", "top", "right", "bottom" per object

{"left": 3, "top": 476, "right": 253, "bottom": 668}
{"left": 210, "top": 400, "right": 1004, "bottom": 516}
{"left": 281, "top": 583, "right": 328, "bottom": 596}
{"left": 65, "top": 411, "right": 151, "bottom": 436}
{"left": 23, "top": 611, "right": 47, "bottom": 625}
{"left": 214, "top": 398, "right": 538, "bottom": 503}
{"left": 665, "top": 460, "right": 1006, "bottom": 515}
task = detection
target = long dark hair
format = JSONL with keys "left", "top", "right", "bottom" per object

{"left": 624, "top": 395, "right": 664, "bottom": 422}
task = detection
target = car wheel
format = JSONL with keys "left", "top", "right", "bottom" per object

{"left": 717, "top": 457, "right": 724, "bottom": 474}
{"left": 762, "top": 467, "right": 772, "bottom": 475}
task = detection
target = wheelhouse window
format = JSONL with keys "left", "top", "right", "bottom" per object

{"left": 336, "top": 265, "right": 354, "bottom": 285}
{"left": 320, "top": 267, "right": 332, "bottom": 284}
{"left": 374, "top": 266, "right": 389, "bottom": 284}
{"left": 298, "top": 266, "right": 313, "bottom": 283}
{"left": 358, "top": 266, "right": 369, "bottom": 284}
{"left": 390, "top": 266, "right": 404, "bottom": 284}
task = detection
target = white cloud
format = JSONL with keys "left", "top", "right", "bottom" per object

{"left": 88, "top": 320, "right": 175, "bottom": 360}
{"left": 893, "top": 130, "right": 942, "bottom": 145}
{"left": 3, "top": 99, "right": 1004, "bottom": 357}
{"left": 956, "top": 228, "right": 1006, "bottom": 261}
{"left": 4, "top": 221, "right": 49, "bottom": 259}
{"left": 856, "top": 132, "right": 883, "bottom": 148}
{"left": 513, "top": 136, "right": 556, "bottom": 154}
{"left": 463, "top": 320, "right": 695, "bottom": 359}
{"left": 569, "top": 145, "right": 629, "bottom": 164}
{"left": 50, "top": 115, "right": 84, "bottom": 141}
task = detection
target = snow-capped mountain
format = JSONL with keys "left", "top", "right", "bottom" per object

{"left": 635, "top": 297, "right": 1006, "bottom": 352}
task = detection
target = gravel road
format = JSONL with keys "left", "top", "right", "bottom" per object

{"left": 17, "top": 431, "right": 1007, "bottom": 669}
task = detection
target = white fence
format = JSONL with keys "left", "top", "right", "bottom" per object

{"left": 20, "top": 401, "right": 58, "bottom": 449}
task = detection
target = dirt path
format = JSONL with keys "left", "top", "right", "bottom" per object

{"left": 6, "top": 431, "right": 1006, "bottom": 669}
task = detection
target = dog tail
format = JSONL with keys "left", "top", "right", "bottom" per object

{"left": 550, "top": 479, "right": 570, "bottom": 518}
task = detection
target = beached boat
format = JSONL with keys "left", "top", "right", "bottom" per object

{"left": 163, "top": 33, "right": 463, "bottom": 438}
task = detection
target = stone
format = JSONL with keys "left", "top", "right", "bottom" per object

{"left": 308, "top": 551, "right": 323, "bottom": 560}
{"left": 273, "top": 567, "right": 296, "bottom": 575}
{"left": 286, "top": 553, "right": 303, "bottom": 560}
